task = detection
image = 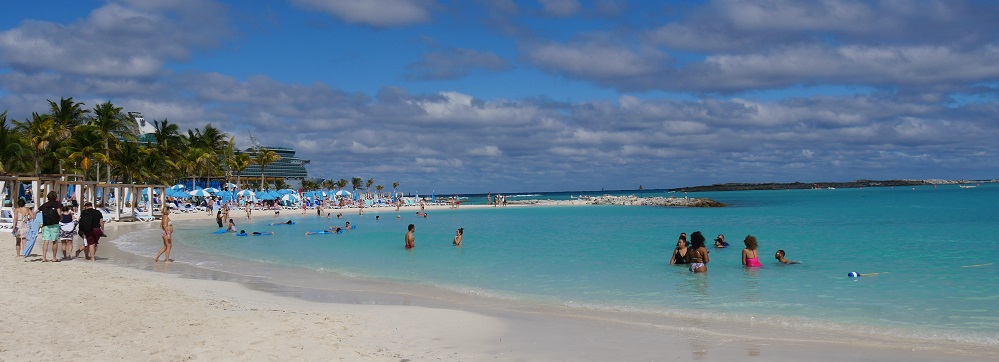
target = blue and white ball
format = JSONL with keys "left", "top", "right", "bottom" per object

{"left": 847, "top": 272, "right": 860, "bottom": 278}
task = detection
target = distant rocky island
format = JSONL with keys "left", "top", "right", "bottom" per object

{"left": 668, "top": 179, "right": 994, "bottom": 193}
{"left": 508, "top": 195, "right": 726, "bottom": 207}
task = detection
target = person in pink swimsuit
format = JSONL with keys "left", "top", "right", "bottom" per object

{"left": 742, "top": 235, "right": 763, "bottom": 267}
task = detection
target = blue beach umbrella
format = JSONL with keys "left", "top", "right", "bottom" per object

{"left": 334, "top": 190, "right": 351, "bottom": 197}
{"left": 236, "top": 189, "right": 255, "bottom": 197}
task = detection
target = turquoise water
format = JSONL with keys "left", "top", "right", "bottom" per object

{"left": 119, "top": 184, "right": 999, "bottom": 346}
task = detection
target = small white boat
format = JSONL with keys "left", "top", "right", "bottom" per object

{"left": 959, "top": 185, "right": 978, "bottom": 189}
{"left": 826, "top": 187, "right": 836, "bottom": 190}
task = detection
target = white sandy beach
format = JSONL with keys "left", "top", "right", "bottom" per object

{"left": 2, "top": 206, "right": 994, "bottom": 361}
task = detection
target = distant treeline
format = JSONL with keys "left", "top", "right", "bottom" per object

{"left": 669, "top": 180, "right": 929, "bottom": 192}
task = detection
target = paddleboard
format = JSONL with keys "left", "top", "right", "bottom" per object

{"left": 211, "top": 229, "right": 227, "bottom": 234}
{"left": 21, "top": 216, "right": 41, "bottom": 257}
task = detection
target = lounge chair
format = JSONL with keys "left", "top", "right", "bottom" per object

{"left": 134, "top": 211, "right": 155, "bottom": 222}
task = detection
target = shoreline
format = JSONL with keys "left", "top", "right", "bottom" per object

{"left": 3, "top": 207, "right": 995, "bottom": 360}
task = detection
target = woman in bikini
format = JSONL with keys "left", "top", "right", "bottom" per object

{"left": 686, "top": 231, "right": 709, "bottom": 272}
{"left": 742, "top": 235, "right": 763, "bottom": 267}
{"left": 669, "top": 233, "right": 688, "bottom": 265}
{"left": 155, "top": 207, "right": 173, "bottom": 263}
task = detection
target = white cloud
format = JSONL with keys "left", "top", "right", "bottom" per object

{"left": 290, "top": 0, "right": 436, "bottom": 27}
{"left": 539, "top": 0, "right": 580, "bottom": 18}
{"left": 468, "top": 146, "right": 503, "bottom": 156}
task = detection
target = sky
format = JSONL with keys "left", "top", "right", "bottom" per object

{"left": 1, "top": 0, "right": 998, "bottom": 194}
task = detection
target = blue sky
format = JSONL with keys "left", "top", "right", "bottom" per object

{"left": 2, "top": 0, "right": 998, "bottom": 193}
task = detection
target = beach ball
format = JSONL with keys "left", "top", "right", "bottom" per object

{"left": 847, "top": 272, "right": 860, "bottom": 278}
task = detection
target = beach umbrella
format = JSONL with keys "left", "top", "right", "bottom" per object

{"left": 169, "top": 189, "right": 192, "bottom": 198}
{"left": 236, "top": 189, "right": 255, "bottom": 197}
{"left": 203, "top": 187, "right": 220, "bottom": 194}
{"left": 257, "top": 191, "right": 279, "bottom": 200}
{"left": 276, "top": 188, "right": 296, "bottom": 195}
{"left": 334, "top": 190, "right": 351, "bottom": 197}
{"left": 224, "top": 183, "right": 237, "bottom": 189}
{"left": 170, "top": 184, "right": 186, "bottom": 190}
{"left": 281, "top": 193, "right": 300, "bottom": 202}
{"left": 189, "top": 189, "right": 212, "bottom": 197}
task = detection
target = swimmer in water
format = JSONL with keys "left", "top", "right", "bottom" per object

{"left": 775, "top": 250, "right": 800, "bottom": 264}
{"left": 270, "top": 220, "right": 293, "bottom": 225}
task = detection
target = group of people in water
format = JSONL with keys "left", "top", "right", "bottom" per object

{"left": 669, "top": 231, "right": 799, "bottom": 272}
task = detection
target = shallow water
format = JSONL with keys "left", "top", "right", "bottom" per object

{"left": 113, "top": 184, "right": 999, "bottom": 346}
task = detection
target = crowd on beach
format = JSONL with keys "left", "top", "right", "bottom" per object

{"left": 11, "top": 191, "right": 105, "bottom": 262}
{"left": 669, "top": 231, "right": 799, "bottom": 272}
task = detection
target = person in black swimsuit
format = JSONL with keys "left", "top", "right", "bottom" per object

{"left": 669, "top": 233, "right": 689, "bottom": 265}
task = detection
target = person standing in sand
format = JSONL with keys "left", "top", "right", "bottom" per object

{"left": 58, "top": 205, "right": 76, "bottom": 260}
{"left": 155, "top": 207, "right": 173, "bottom": 263}
{"left": 12, "top": 199, "right": 32, "bottom": 257}
{"left": 405, "top": 224, "right": 415, "bottom": 249}
{"left": 686, "top": 231, "right": 709, "bottom": 273}
{"left": 35, "top": 191, "right": 63, "bottom": 262}
{"left": 76, "top": 202, "right": 103, "bottom": 261}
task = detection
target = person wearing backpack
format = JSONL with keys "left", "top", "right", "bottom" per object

{"left": 35, "top": 191, "right": 63, "bottom": 262}
{"left": 77, "top": 202, "right": 104, "bottom": 261}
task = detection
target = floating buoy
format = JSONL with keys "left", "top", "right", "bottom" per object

{"left": 848, "top": 272, "right": 860, "bottom": 278}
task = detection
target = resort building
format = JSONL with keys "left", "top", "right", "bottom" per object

{"left": 127, "top": 111, "right": 158, "bottom": 143}
{"left": 239, "top": 147, "right": 311, "bottom": 190}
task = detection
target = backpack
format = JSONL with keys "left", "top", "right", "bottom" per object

{"left": 42, "top": 205, "right": 60, "bottom": 226}
{"left": 79, "top": 211, "right": 93, "bottom": 233}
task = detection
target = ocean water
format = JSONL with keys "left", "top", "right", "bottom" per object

{"left": 112, "top": 184, "right": 999, "bottom": 346}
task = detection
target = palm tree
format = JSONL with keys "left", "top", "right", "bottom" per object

{"left": 14, "top": 113, "right": 59, "bottom": 175}
{"left": 365, "top": 178, "right": 374, "bottom": 195}
{"left": 153, "top": 118, "right": 183, "bottom": 158}
{"left": 222, "top": 135, "right": 236, "bottom": 185}
{"left": 63, "top": 124, "right": 109, "bottom": 180}
{"left": 321, "top": 179, "right": 334, "bottom": 191}
{"left": 90, "top": 101, "right": 133, "bottom": 183}
{"left": 48, "top": 97, "right": 89, "bottom": 129}
{"left": 351, "top": 177, "right": 362, "bottom": 194}
{"left": 232, "top": 152, "right": 251, "bottom": 189}
{"left": 375, "top": 185, "right": 384, "bottom": 197}
{"left": 338, "top": 179, "right": 348, "bottom": 190}
{"left": 112, "top": 142, "right": 153, "bottom": 184}
{"left": 254, "top": 148, "right": 280, "bottom": 190}
{"left": 392, "top": 181, "right": 400, "bottom": 197}
{"left": 0, "top": 111, "right": 29, "bottom": 174}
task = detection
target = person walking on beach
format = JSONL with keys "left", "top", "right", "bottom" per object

{"left": 58, "top": 205, "right": 76, "bottom": 260}
{"left": 76, "top": 202, "right": 103, "bottom": 261}
{"left": 12, "top": 199, "right": 32, "bottom": 257}
{"left": 669, "top": 234, "right": 688, "bottom": 265}
{"left": 405, "top": 224, "right": 415, "bottom": 249}
{"left": 36, "top": 191, "right": 63, "bottom": 262}
{"left": 216, "top": 211, "right": 224, "bottom": 228}
{"left": 155, "top": 207, "right": 173, "bottom": 263}
{"left": 686, "top": 231, "right": 709, "bottom": 273}
{"left": 453, "top": 228, "right": 463, "bottom": 246}
{"left": 742, "top": 235, "right": 763, "bottom": 267}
